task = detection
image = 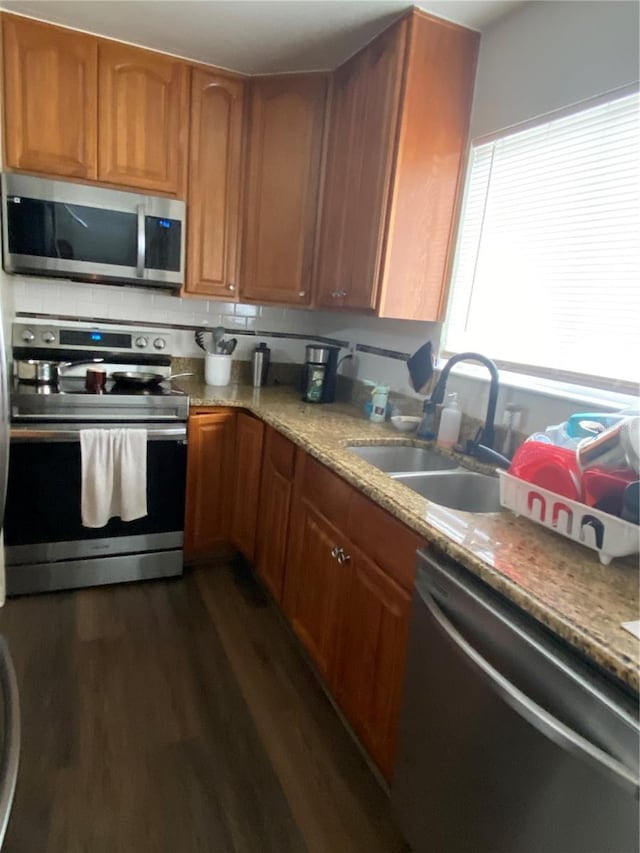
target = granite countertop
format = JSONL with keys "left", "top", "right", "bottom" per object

{"left": 176, "top": 377, "right": 640, "bottom": 693}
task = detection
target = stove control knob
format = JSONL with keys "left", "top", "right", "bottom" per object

{"left": 42, "top": 330, "right": 55, "bottom": 344}
{"left": 21, "top": 329, "right": 35, "bottom": 343}
{"left": 153, "top": 337, "right": 166, "bottom": 351}
{"left": 135, "top": 336, "right": 148, "bottom": 348}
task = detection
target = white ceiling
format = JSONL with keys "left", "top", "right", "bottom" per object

{"left": 0, "top": 0, "right": 524, "bottom": 74}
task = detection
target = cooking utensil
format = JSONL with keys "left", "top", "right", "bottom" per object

{"left": 221, "top": 337, "right": 237, "bottom": 355}
{"left": 577, "top": 416, "right": 640, "bottom": 474}
{"left": 111, "top": 371, "right": 193, "bottom": 388}
{"left": 212, "top": 326, "right": 225, "bottom": 353}
{"left": 407, "top": 341, "right": 434, "bottom": 394}
{"left": 194, "top": 330, "right": 207, "bottom": 352}
{"left": 16, "top": 357, "right": 104, "bottom": 384}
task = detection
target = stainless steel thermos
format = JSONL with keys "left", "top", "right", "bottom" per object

{"left": 252, "top": 342, "right": 271, "bottom": 387}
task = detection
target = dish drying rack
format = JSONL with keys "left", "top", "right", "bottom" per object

{"left": 498, "top": 471, "right": 639, "bottom": 565}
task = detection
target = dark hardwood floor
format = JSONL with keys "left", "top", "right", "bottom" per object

{"left": 0, "top": 563, "right": 405, "bottom": 852}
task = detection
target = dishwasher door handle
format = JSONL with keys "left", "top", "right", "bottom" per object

{"left": 421, "top": 585, "right": 639, "bottom": 796}
{"left": 0, "top": 637, "right": 20, "bottom": 848}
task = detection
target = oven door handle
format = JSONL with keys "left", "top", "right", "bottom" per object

{"left": 10, "top": 426, "right": 187, "bottom": 442}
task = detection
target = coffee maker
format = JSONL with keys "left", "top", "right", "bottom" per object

{"left": 302, "top": 345, "right": 340, "bottom": 403}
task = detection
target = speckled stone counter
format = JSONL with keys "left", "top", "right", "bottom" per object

{"left": 175, "top": 377, "right": 640, "bottom": 693}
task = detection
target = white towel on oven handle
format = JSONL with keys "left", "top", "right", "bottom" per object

{"left": 80, "top": 428, "right": 148, "bottom": 528}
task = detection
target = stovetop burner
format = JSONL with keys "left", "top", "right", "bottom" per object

{"left": 10, "top": 321, "right": 190, "bottom": 422}
{"left": 12, "top": 377, "right": 187, "bottom": 398}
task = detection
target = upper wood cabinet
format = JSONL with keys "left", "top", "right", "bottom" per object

{"left": 185, "top": 69, "right": 245, "bottom": 299}
{"left": 230, "top": 412, "right": 265, "bottom": 561}
{"left": 241, "top": 74, "right": 327, "bottom": 306}
{"left": 2, "top": 15, "right": 98, "bottom": 179}
{"left": 315, "top": 10, "right": 479, "bottom": 321}
{"left": 97, "top": 42, "right": 189, "bottom": 194}
{"left": 184, "top": 409, "right": 236, "bottom": 560}
{"left": 315, "top": 22, "right": 406, "bottom": 312}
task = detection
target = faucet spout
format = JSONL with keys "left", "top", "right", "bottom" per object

{"left": 429, "top": 352, "right": 500, "bottom": 450}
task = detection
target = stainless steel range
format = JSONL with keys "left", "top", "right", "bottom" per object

{"left": 4, "top": 322, "right": 189, "bottom": 595}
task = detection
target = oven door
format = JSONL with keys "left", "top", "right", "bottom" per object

{"left": 4, "top": 423, "right": 187, "bottom": 594}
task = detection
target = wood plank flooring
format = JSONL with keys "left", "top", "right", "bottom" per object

{"left": 0, "top": 562, "right": 405, "bottom": 853}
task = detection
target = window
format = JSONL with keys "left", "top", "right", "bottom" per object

{"left": 443, "top": 87, "right": 639, "bottom": 391}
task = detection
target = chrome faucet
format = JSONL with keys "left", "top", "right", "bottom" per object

{"left": 429, "top": 352, "right": 509, "bottom": 466}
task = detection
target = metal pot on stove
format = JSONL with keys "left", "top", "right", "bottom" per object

{"left": 15, "top": 357, "right": 105, "bottom": 384}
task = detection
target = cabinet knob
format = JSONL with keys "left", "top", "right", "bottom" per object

{"left": 228, "top": 284, "right": 235, "bottom": 292}
{"left": 337, "top": 549, "right": 351, "bottom": 566}
{"left": 331, "top": 546, "right": 341, "bottom": 560}
{"left": 298, "top": 291, "right": 306, "bottom": 297}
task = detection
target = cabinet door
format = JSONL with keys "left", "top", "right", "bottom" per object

{"left": 241, "top": 75, "right": 326, "bottom": 306}
{"left": 98, "top": 41, "right": 188, "bottom": 194}
{"left": 255, "top": 429, "right": 296, "bottom": 604}
{"left": 283, "top": 501, "right": 348, "bottom": 682}
{"left": 185, "top": 70, "right": 244, "bottom": 299}
{"left": 335, "top": 546, "right": 411, "bottom": 780}
{"left": 184, "top": 411, "right": 236, "bottom": 559}
{"left": 315, "top": 21, "right": 406, "bottom": 311}
{"left": 314, "top": 53, "right": 364, "bottom": 310}
{"left": 230, "top": 413, "right": 265, "bottom": 561}
{"left": 2, "top": 14, "right": 97, "bottom": 179}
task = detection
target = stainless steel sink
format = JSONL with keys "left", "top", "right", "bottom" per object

{"left": 347, "top": 445, "right": 460, "bottom": 474}
{"left": 394, "top": 471, "right": 501, "bottom": 513}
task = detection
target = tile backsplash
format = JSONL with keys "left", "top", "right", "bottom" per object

{"left": 6, "top": 271, "right": 636, "bottom": 439}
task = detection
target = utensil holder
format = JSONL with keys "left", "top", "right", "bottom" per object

{"left": 205, "top": 353, "right": 232, "bottom": 386}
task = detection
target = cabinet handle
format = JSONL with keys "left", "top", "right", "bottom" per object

{"left": 330, "top": 290, "right": 347, "bottom": 300}
{"left": 337, "top": 549, "right": 351, "bottom": 565}
{"left": 331, "top": 546, "right": 341, "bottom": 560}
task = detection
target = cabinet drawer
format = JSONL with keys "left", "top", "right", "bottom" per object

{"left": 348, "top": 491, "right": 424, "bottom": 591}
{"left": 266, "top": 428, "right": 296, "bottom": 480}
{"left": 297, "top": 452, "right": 353, "bottom": 529}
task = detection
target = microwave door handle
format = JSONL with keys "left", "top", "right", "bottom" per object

{"left": 136, "top": 204, "right": 146, "bottom": 278}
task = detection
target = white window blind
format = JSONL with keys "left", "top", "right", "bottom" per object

{"left": 443, "top": 89, "right": 640, "bottom": 389}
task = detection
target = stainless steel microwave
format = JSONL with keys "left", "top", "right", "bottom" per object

{"left": 1, "top": 173, "right": 185, "bottom": 292}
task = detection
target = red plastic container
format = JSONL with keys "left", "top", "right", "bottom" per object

{"left": 582, "top": 466, "right": 637, "bottom": 516}
{"left": 509, "top": 441, "right": 583, "bottom": 502}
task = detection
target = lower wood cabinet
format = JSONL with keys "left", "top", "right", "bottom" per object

{"left": 284, "top": 499, "right": 350, "bottom": 682}
{"left": 255, "top": 427, "right": 296, "bottom": 604}
{"left": 230, "top": 412, "right": 265, "bottom": 561}
{"left": 282, "top": 451, "right": 423, "bottom": 780}
{"left": 334, "top": 548, "right": 411, "bottom": 781}
{"left": 184, "top": 409, "right": 236, "bottom": 559}
{"left": 184, "top": 410, "right": 422, "bottom": 780}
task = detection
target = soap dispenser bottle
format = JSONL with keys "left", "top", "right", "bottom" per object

{"left": 437, "top": 392, "right": 462, "bottom": 448}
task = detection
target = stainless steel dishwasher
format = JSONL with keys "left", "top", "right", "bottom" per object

{"left": 391, "top": 549, "right": 639, "bottom": 853}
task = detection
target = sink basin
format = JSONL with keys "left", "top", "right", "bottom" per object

{"left": 348, "top": 445, "right": 460, "bottom": 474}
{"left": 394, "top": 471, "right": 501, "bottom": 513}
